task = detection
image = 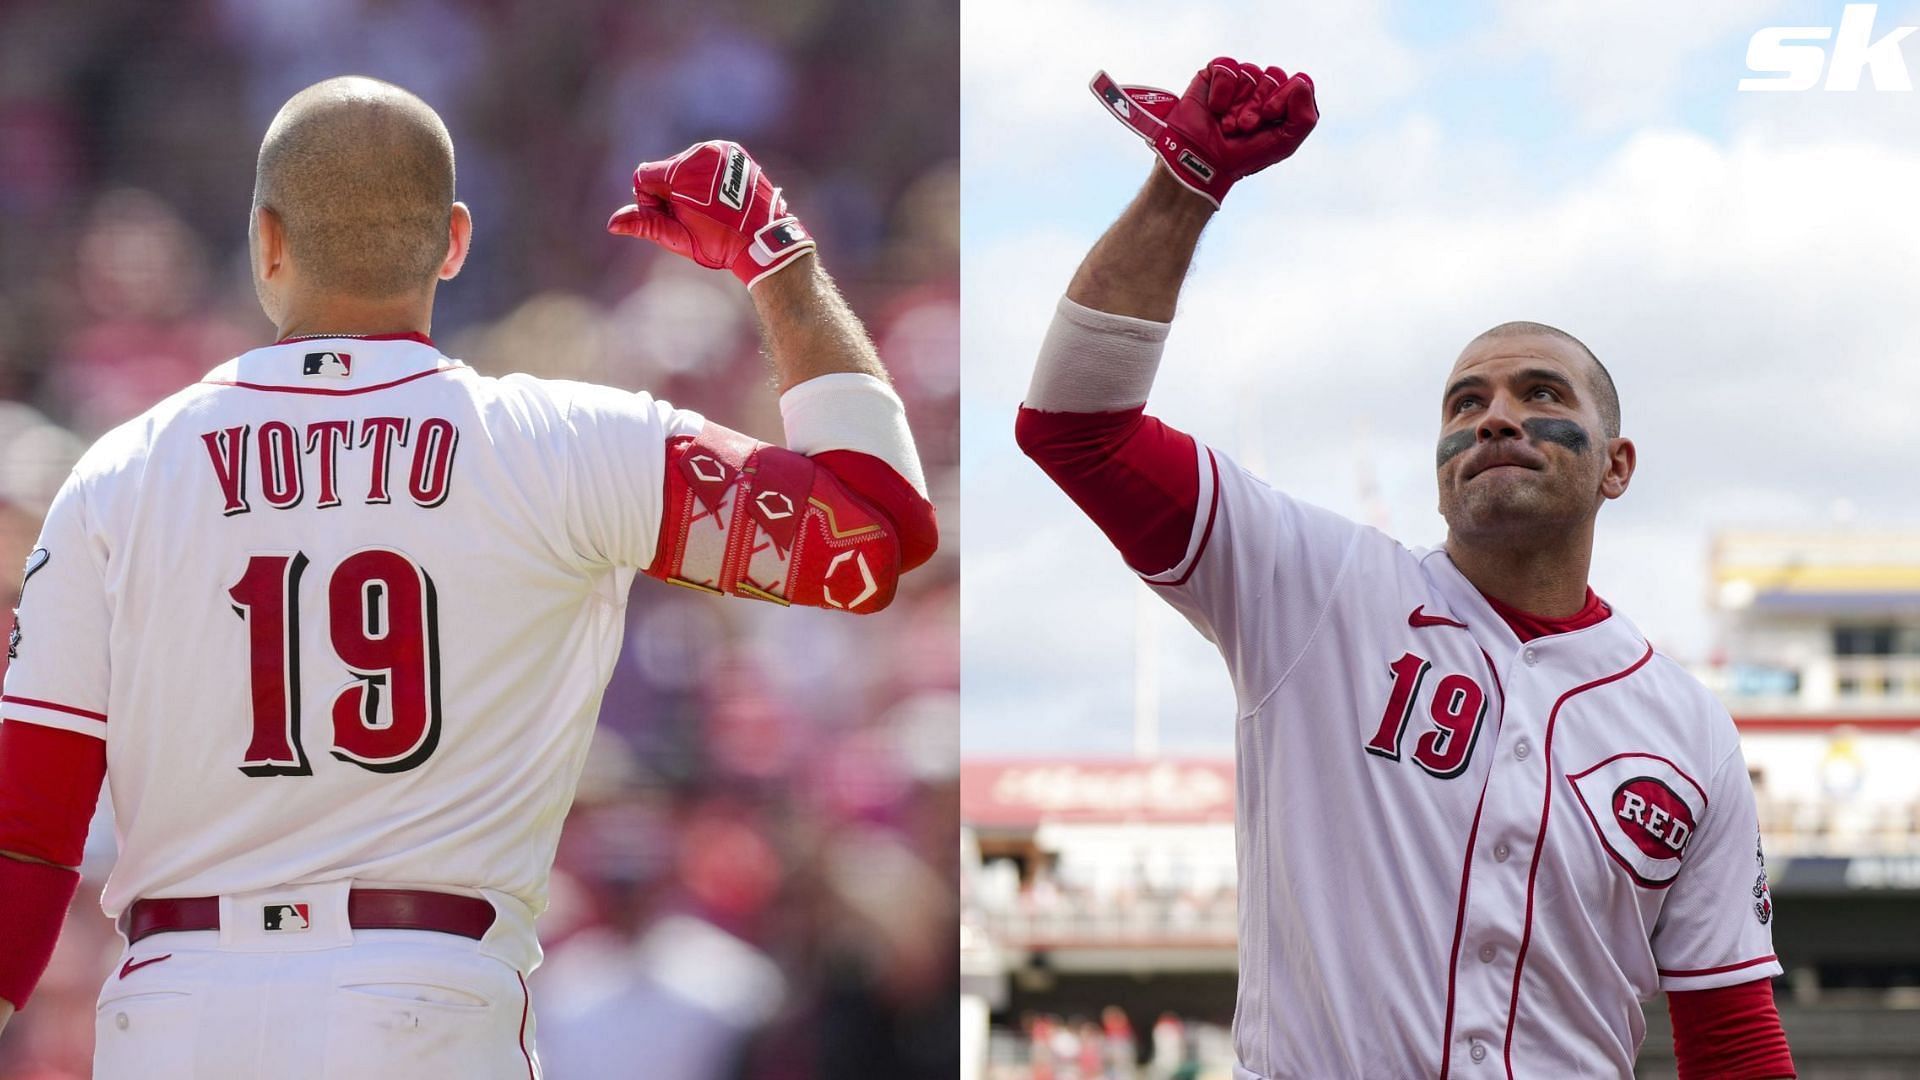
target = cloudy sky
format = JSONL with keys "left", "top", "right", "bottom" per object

{"left": 961, "top": 0, "right": 1920, "bottom": 755}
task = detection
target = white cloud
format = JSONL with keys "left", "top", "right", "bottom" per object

{"left": 1472, "top": 0, "right": 1798, "bottom": 131}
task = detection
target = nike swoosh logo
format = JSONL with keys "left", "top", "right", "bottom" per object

{"left": 22, "top": 548, "right": 48, "bottom": 583}
{"left": 119, "top": 954, "right": 172, "bottom": 979}
{"left": 1409, "top": 605, "right": 1469, "bottom": 630}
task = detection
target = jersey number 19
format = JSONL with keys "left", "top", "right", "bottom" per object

{"left": 228, "top": 549, "right": 443, "bottom": 777}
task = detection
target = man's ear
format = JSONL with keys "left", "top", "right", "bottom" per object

{"left": 1600, "top": 437, "right": 1636, "bottom": 501}
{"left": 440, "top": 202, "right": 472, "bottom": 281}
{"left": 253, "top": 205, "right": 287, "bottom": 281}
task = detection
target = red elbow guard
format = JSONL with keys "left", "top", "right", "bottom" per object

{"left": 0, "top": 856, "right": 81, "bottom": 1009}
{"left": 649, "top": 424, "right": 919, "bottom": 613}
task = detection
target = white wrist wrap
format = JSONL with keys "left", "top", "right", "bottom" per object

{"left": 1023, "top": 295, "right": 1171, "bottom": 413}
{"left": 779, "top": 372, "right": 928, "bottom": 498}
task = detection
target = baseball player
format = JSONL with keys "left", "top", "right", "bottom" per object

{"left": 0, "top": 76, "right": 935, "bottom": 1077}
{"left": 1017, "top": 58, "right": 1794, "bottom": 1078}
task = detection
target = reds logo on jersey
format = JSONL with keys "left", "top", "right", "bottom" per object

{"left": 1569, "top": 752, "right": 1709, "bottom": 888}
{"left": 1612, "top": 777, "right": 1696, "bottom": 858}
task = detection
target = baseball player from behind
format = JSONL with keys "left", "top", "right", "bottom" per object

{"left": 0, "top": 76, "right": 935, "bottom": 1077}
{"left": 1017, "top": 58, "right": 1794, "bottom": 1078}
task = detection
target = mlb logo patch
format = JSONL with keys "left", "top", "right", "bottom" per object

{"left": 263, "top": 903, "right": 311, "bottom": 932}
{"left": 303, "top": 351, "right": 352, "bottom": 378}
{"left": 761, "top": 218, "right": 810, "bottom": 255}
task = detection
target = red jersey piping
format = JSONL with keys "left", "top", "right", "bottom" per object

{"left": 1, "top": 695, "right": 108, "bottom": 723}
{"left": 202, "top": 366, "right": 454, "bottom": 397}
{"left": 1658, "top": 955, "right": 1779, "bottom": 979}
{"left": 1501, "top": 644, "right": 1656, "bottom": 1077}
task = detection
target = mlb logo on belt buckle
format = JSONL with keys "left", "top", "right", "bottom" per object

{"left": 263, "top": 903, "right": 311, "bottom": 932}
{"left": 302, "top": 351, "right": 352, "bottom": 378}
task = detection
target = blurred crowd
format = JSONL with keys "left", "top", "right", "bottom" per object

{"left": 982, "top": 1010, "right": 1232, "bottom": 1080}
{"left": 0, "top": 0, "right": 958, "bottom": 1077}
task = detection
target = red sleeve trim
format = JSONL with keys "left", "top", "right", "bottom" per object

{"left": 0, "top": 721, "right": 108, "bottom": 866}
{"left": 1658, "top": 954, "right": 1777, "bottom": 978}
{"left": 0, "top": 695, "right": 108, "bottom": 723}
{"left": 1146, "top": 450, "right": 1218, "bottom": 588}
{"left": 1668, "top": 977, "right": 1796, "bottom": 1079}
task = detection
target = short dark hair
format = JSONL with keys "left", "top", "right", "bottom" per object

{"left": 253, "top": 77, "right": 454, "bottom": 298}
{"left": 1470, "top": 320, "right": 1620, "bottom": 439}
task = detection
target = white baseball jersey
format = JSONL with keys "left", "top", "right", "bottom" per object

{"left": 1, "top": 334, "right": 705, "bottom": 972}
{"left": 1150, "top": 449, "right": 1779, "bottom": 1079}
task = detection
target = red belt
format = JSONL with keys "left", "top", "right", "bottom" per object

{"left": 125, "top": 888, "right": 496, "bottom": 945}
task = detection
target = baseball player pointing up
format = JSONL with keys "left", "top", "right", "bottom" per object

{"left": 1019, "top": 59, "right": 1793, "bottom": 1078}
{"left": 0, "top": 76, "right": 935, "bottom": 1077}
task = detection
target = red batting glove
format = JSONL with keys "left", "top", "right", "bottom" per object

{"left": 607, "top": 140, "right": 817, "bottom": 289}
{"left": 1091, "top": 57, "right": 1319, "bottom": 207}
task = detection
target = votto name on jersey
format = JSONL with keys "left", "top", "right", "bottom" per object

{"left": 199, "top": 416, "right": 460, "bottom": 515}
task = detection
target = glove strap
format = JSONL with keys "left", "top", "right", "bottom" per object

{"left": 732, "top": 203, "right": 817, "bottom": 289}
{"left": 1089, "top": 70, "right": 1230, "bottom": 208}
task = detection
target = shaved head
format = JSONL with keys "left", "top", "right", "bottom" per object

{"left": 1467, "top": 321, "right": 1620, "bottom": 438}
{"left": 253, "top": 76, "right": 454, "bottom": 299}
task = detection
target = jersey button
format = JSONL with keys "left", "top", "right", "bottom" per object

{"left": 1469, "top": 1041, "right": 1487, "bottom": 1063}
{"left": 1478, "top": 944, "right": 1495, "bottom": 963}
{"left": 1523, "top": 646, "right": 1539, "bottom": 665}
{"left": 1494, "top": 842, "right": 1510, "bottom": 862}
{"left": 1514, "top": 740, "right": 1531, "bottom": 760}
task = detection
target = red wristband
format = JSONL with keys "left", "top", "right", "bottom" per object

{"left": 0, "top": 856, "right": 82, "bottom": 1009}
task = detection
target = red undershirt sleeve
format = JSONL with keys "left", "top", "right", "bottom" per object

{"left": 1667, "top": 977, "right": 1796, "bottom": 1079}
{"left": 1014, "top": 405, "right": 1201, "bottom": 576}
{"left": 0, "top": 719, "right": 106, "bottom": 1009}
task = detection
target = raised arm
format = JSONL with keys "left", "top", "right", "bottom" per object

{"left": 607, "top": 141, "right": 936, "bottom": 612}
{"left": 1065, "top": 167, "right": 1214, "bottom": 323}
{"left": 1017, "top": 58, "right": 1317, "bottom": 580}
{"left": 748, "top": 251, "right": 887, "bottom": 389}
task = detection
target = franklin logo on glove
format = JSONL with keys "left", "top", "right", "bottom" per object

{"left": 607, "top": 140, "right": 817, "bottom": 289}
{"left": 719, "top": 146, "right": 750, "bottom": 211}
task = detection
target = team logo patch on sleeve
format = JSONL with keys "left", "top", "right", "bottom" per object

{"left": 1753, "top": 832, "right": 1774, "bottom": 924}
{"left": 9, "top": 547, "right": 48, "bottom": 658}
{"left": 303, "top": 352, "right": 352, "bottom": 378}
{"left": 1568, "top": 752, "right": 1709, "bottom": 888}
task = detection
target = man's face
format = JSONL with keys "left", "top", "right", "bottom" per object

{"left": 1434, "top": 333, "right": 1627, "bottom": 544}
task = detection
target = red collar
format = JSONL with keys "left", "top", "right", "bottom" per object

{"left": 272, "top": 331, "right": 435, "bottom": 347}
{"left": 1479, "top": 586, "right": 1611, "bottom": 642}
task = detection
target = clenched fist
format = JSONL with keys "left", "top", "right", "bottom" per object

{"left": 608, "top": 140, "right": 816, "bottom": 288}
{"left": 1091, "top": 57, "right": 1319, "bottom": 207}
